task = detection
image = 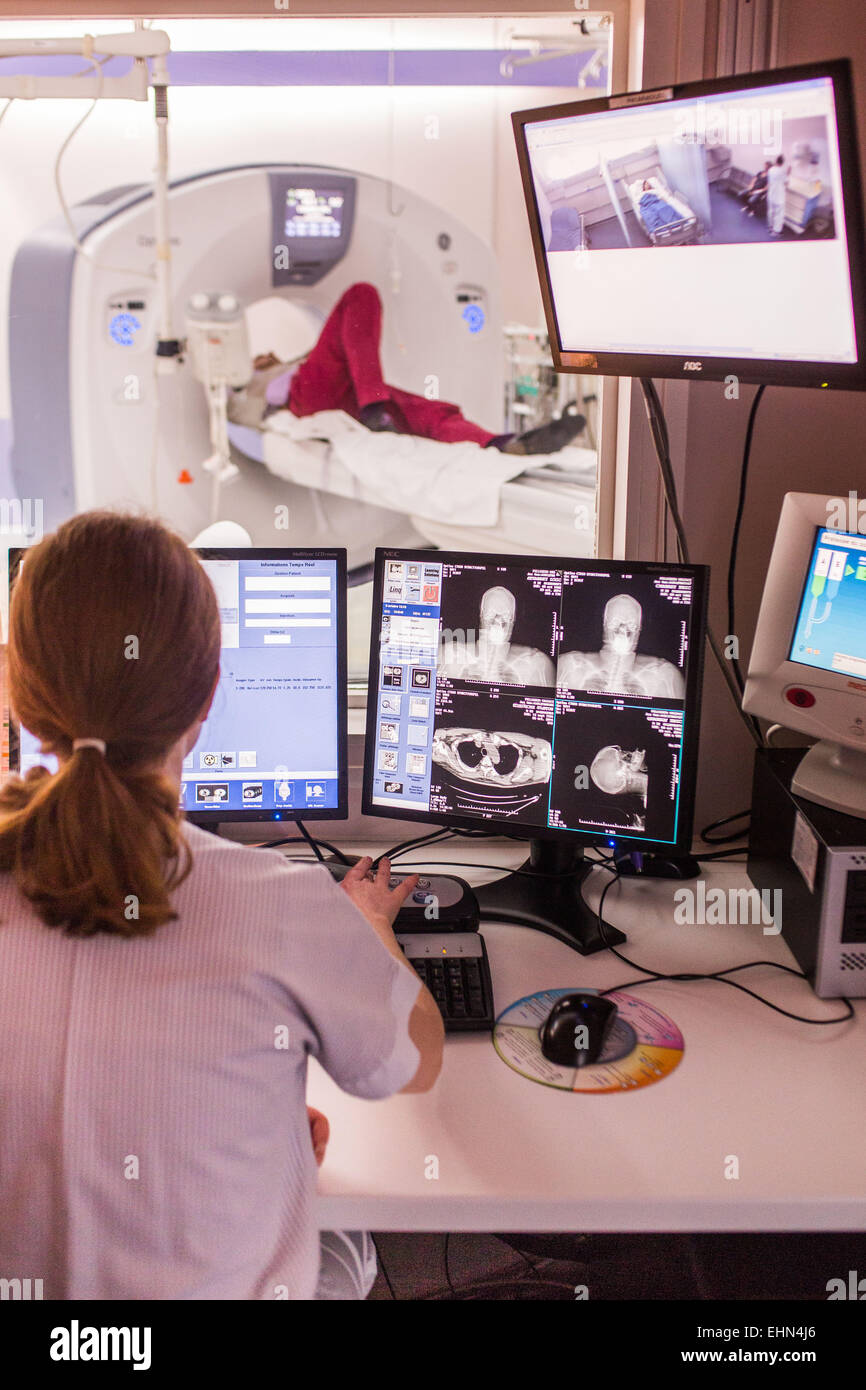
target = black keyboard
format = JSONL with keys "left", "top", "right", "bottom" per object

{"left": 397, "top": 932, "right": 495, "bottom": 1032}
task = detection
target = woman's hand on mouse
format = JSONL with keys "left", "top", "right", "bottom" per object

{"left": 338, "top": 856, "right": 419, "bottom": 928}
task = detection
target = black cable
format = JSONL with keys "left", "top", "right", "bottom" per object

{"left": 728, "top": 384, "right": 767, "bottom": 694}
{"left": 700, "top": 808, "right": 751, "bottom": 844}
{"left": 593, "top": 872, "right": 855, "bottom": 1025}
{"left": 443, "top": 1233, "right": 457, "bottom": 1296}
{"left": 272, "top": 856, "right": 323, "bottom": 864}
{"left": 445, "top": 1232, "right": 540, "bottom": 1298}
{"left": 371, "top": 1236, "right": 397, "bottom": 1300}
{"left": 696, "top": 847, "right": 748, "bottom": 861}
{"left": 389, "top": 857, "right": 603, "bottom": 881}
{"left": 452, "top": 827, "right": 514, "bottom": 837}
{"left": 310, "top": 836, "right": 353, "bottom": 864}
{"left": 372, "top": 828, "right": 455, "bottom": 870}
{"left": 702, "top": 830, "right": 749, "bottom": 845}
{"left": 295, "top": 820, "right": 325, "bottom": 862}
{"left": 638, "top": 378, "right": 764, "bottom": 749}
{"left": 426, "top": 1276, "right": 581, "bottom": 1300}
{"left": 253, "top": 833, "right": 352, "bottom": 861}
{"left": 500, "top": 1239, "right": 542, "bottom": 1279}
{"left": 375, "top": 825, "right": 510, "bottom": 872}
{"left": 252, "top": 836, "right": 306, "bottom": 850}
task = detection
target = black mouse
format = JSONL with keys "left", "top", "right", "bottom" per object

{"left": 539, "top": 992, "right": 618, "bottom": 1067}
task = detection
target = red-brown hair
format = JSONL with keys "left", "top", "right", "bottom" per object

{"left": 0, "top": 511, "right": 221, "bottom": 936}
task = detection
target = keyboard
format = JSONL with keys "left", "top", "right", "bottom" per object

{"left": 397, "top": 932, "right": 495, "bottom": 1033}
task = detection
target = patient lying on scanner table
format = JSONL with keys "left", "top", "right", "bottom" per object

{"left": 236, "top": 282, "right": 585, "bottom": 455}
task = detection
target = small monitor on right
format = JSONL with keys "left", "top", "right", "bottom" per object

{"left": 744, "top": 492, "right": 866, "bottom": 817}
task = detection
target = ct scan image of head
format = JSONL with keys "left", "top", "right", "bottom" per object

{"left": 589, "top": 744, "right": 648, "bottom": 805}
{"left": 557, "top": 593, "right": 685, "bottom": 698}
{"left": 432, "top": 728, "right": 552, "bottom": 786}
{"left": 437, "top": 585, "right": 555, "bottom": 686}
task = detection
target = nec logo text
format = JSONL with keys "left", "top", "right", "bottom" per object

{"left": 683, "top": 360, "right": 703, "bottom": 371}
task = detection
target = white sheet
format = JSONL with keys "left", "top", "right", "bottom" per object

{"left": 257, "top": 408, "right": 596, "bottom": 527}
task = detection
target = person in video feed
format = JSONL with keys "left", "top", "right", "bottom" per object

{"left": 557, "top": 593, "right": 685, "bottom": 699}
{"left": 437, "top": 585, "right": 556, "bottom": 686}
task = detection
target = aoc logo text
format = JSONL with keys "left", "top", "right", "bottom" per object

{"left": 683, "top": 361, "right": 703, "bottom": 372}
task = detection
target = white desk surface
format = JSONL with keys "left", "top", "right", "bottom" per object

{"left": 306, "top": 841, "right": 866, "bottom": 1233}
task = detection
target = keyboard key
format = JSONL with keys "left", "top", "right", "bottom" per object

{"left": 398, "top": 936, "right": 493, "bottom": 1031}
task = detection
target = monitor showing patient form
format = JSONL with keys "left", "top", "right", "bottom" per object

{"left": 513, "top": 59, "right": 866, "bottom": 390}
{"left": 186, "top": 549, "right": 347, "bottom": 821}
{"left": 11, "top": 548, "right": 348, "bottom": 824}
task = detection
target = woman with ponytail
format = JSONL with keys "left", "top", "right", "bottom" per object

{"left": 0, "top": 512, "right": 442, "bottom": 1300}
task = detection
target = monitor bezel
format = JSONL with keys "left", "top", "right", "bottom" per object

{"left": 743, "top": 492, "right": 866, "bottom": 744}
{"left": 187, "top": 546, "right": 348, "bottom": 825}
{"left": 7, "top": 545, "right": 350, "bottom": 826}
{"left": 362, "top": 547, "right": 709, "bottom": 855}
{"left": 511, "top": 58, "right": 866, "bottom": 391}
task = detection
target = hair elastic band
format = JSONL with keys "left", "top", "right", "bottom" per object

{"left": 72, "top": 738, "right": 106, "bottom": 755}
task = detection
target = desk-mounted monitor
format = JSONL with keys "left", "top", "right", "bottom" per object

{"left": 512, "top": 59, "right": 866, "bottom": 390}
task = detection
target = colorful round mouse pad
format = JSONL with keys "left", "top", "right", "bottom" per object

{"left": 493, "top": 988, "right": 684, "bottom": 1092}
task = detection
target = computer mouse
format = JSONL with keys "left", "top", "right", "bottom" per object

{"left": 538, "top": 992, "right": 618, "bottom": 1067}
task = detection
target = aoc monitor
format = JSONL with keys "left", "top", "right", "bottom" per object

{"left": 9, "top": 547, "right": 349, "bottom": 826}
{"left": 362, "top": 548, "right": 708, "bottom": 856}
{"left": 743, "top": 492, "right": 866, "bottom": 818}
{"left": 512, "top": 59, "right": 866, "bottom": 391}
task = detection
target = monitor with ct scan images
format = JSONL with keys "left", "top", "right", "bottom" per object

{"left": 363, "top": 549, "right": 709, "bottom": 951}
{"left": 8, "top": 547, "right": 349, "bottom": 828}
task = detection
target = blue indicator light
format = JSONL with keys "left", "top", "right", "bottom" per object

{"left": 109, "top": 312, "right": 142, "bottom": 346}
{"left": 462, "top": 303, "right": 485, "bottom": 334}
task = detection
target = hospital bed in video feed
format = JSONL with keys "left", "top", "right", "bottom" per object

{"left": 625, "top": 171, "right": 701, "bottom": 247}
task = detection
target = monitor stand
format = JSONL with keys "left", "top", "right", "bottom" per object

{"left": 791, "top": 740, "right": 866, "bottom": 819}
{"left": 474, "top": 839, "right": 626, "bottom": 955}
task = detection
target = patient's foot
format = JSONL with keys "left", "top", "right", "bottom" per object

{"left": 499, "top": 404, "right": 586, "bottom": 455}
{"left": 359, "top": 402, "right": 402, "bottom": 433}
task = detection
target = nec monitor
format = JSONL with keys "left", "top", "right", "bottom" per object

{"left": 8, "top": 547, "right": 348, "bottom": 825}
{"left": 362, "top": 548, "right": 708, "bottom": 858}
{"left": 743, "top": 492, "right": 866, "bottom": 818}
{"left": 512, "top": 59, "right": 866, "bottom": 390}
